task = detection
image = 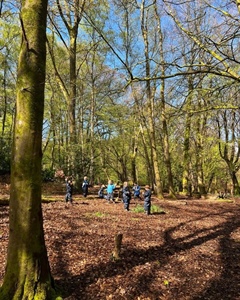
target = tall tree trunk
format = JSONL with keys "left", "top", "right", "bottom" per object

{"left": 140, "top": 0, "right": 163, "bottom": 197}
{"left": 130, "top": 90, "right": 141, "bottom": 184}
{"left": 0, "top": 0, "right": 57, "bottom": 298}
{"left": 195, "top": 106, "right": 207, "bottom": 196}
{"left": 237, "top": 0, "right": 240, "bottom": 14}
{"left": 217, "top": 111, "right": 240, "bottom": 195}
{"left": 182, "top": 113, "right": 191, "bottom": 196}
{"left": 229, "top": 169, "right": 240, "bottom": 195}
{"left": 1, "top": 59, "right": 8, "bottom": 137}
{"left": 89, "top": 33, "right": 98, "bottom": 184}
{"left": 182, "top": 77, "right": 193, "bottom": 196}
{"left": 182, "top": 114, "right": 191, "bottom": 195}
{"left": 130, "top": 128, "right": 139, "bottom": 184}
{"left": 154, "top": 3, "right": 176, "bottom": 199}
{"left": 52, "top": 0, "right": 86, "bottom": 177}
{"left": 139, "top": 123, "right": 152, "bottom": 184}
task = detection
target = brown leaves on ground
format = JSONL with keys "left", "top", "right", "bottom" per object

{"left": 0, "top": 183, "right": 240, "bottom": 300}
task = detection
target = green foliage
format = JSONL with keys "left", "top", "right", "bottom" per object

{"left": 132, "top": 204, "right": 145, "bottom": 213}
{"left": 0, "top": 138, "right": 11, "bottom": 174}
{"left": 85, "top": 212, "right": 108, "bottom": 218}
{"left": 1, "top": 0, "right": 238, "bottom": 195}
{"left": 151, "top": 205, "right": 166, "bottom": 214}
{"left": 42, "top": 168, "right": 55, "bottom": 182}
{"left": 132, "top": 204, "right": 165, "bottom": 214}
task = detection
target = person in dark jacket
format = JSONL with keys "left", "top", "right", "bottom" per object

{"left": 65, "top": 177, "right": 73, "bottom": 205}
{"left": 132, "top": 183, "right": 141, "bottom": 200}
{"left": 98, "top": 184, "right": 106, "bottom": 199}
{"left": 143, "top": 185, "right": 151, "bottom": 215}
{"left": 122, "top": 181, "right": 131, "bottom": 211}
{"left": 82, "top": 176, "right": 89, "bottom": 197}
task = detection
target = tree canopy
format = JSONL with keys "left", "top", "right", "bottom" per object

{"left": 0, "top": 0, "right": 240, "bottom": 195}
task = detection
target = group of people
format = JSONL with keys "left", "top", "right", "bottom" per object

{"left": 122, "top": 182, "right": 151, "bottom": 215}
{"left": 98, "top": 180, "right": 151, "bottom": 215}
{"left": 65, "top": 176, "right": 89, "bottom": 204}
{"left": 65, "top": 177, "right": 152, "bottom": 215}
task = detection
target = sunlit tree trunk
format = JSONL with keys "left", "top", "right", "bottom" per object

{"left": 130, "top": 125, "right": 139, "bottom": 184}
{"left": 89, "top": 86, "right": 95, "bottom": 184}
{"left": 237, "top": 0, "right": 240, "bottom": 13}
{"left": 0, "top": 0, "right": 58, "bottom": 299}
{"left": 194, "top": 100, "right": 207, "bottom": 196}
{"left": 1, "top": 60, "right": 8, "bottom": 137}
{"left": 182, "top": 77, "right": 193, "bottom": 196}
{"left": 217, "top": 111, "right": 240, "bottom": 195}
{"left": 49, "top": 0, "right": 86, "bottom": 177}
{"left": 56, "top": 0, "right": 85, "bottom": 145}
{"left": 139, "top": 123, "right": 152, "bottom": 183}
{"left": 154, "top": 2, "right": 176, "bottom": 198}
{"left": 88, "top": 29, "right": 101, "bottom": 184}
{"left": 182, "top": 114, "right": 191, "bottom": 196}
{"left": 140, "top": 0, "right": 163, "bottom": 197}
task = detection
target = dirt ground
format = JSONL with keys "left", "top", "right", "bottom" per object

{"left": 0, "top": 181, "right": 240, "bottom": 300}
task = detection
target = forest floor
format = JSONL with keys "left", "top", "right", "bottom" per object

{"left": 0, "top": 179, "right": 240, "bottom": 300}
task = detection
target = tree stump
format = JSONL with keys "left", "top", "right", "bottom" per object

{"left": 112, "top": 233, "right": 123, "bottom": 260}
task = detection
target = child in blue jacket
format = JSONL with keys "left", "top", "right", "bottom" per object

{"left": 132, "top": 183, "right": 141, "bottom": 200}
{"left": 106, "top": 180, "right": 115, "bottom": 203}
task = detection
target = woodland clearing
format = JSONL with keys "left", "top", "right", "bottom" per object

{"left": 0, "top": 180, "right": 240, "bottom": 300}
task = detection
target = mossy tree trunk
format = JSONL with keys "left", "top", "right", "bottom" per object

{"left": 217, "top": 110, "right": 240, "bottom": 196}
{"left": 182, "top": 76, "right": 193, "bottom": 197}
{"left": 0, "top": 0, "right": 58, "bottom": 299}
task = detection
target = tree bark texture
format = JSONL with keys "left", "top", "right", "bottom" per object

{"left": 112, "top": 233, "right": 123, "bottom": 260}
{"left": 140, "top": 1, "right": 163, "bottom": 198}
{"left": 0, "top": 0, "right": 58, "bottom": 299}
{"left": 182, "top": 76, "right": 193, "bottom": 196}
